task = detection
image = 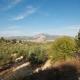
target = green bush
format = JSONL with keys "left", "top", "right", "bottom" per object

{"left": 50, "top": 36, "right": 76, "bottom": 61}
{"left": 28, "top": 46, "right": 48, "bottom": 65}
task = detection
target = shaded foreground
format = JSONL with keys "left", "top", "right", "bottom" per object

{"left": 23, "top": 64, "right": 79, "bottom": 80}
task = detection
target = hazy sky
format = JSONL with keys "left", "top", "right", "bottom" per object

{"left": 0, "top": 0, "right": 80, "bottom": 36}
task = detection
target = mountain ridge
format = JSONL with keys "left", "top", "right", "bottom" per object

{"left": 1, "top": 33, "right": 59, "bottom": 41}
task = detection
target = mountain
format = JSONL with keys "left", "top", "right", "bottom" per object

{"left": 3, "top": 33, "right": 59, "bottom": 41}
{"left": 34, "top": 33, "right": 59, "bottom": 40}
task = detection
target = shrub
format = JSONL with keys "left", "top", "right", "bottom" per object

{"left": 50, "top": 36, "right": 76, "bottom": 61}
{"left": 28, "top": 46, "right": 48, "bottom": 65}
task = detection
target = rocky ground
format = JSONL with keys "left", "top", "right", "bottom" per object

{"left": 0, "top": 58, "right": 80, "bottom": 80}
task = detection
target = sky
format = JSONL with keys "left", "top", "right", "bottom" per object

{"left": 0, "top": 0, "right": 80, "bottom": 36}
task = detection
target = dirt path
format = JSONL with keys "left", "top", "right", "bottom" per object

{"left": 13, "top": 62, "right": 30, "bottom": 71}
{"left": 0, "top": 62, "right": 31, "bottom": 80}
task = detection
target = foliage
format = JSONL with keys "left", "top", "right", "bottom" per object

{"left": 0, "top": 35, "right": 78, "bottom": 66}
{"left": 12, "top": 39, "right": 17, "bottom": 44}
{"left": 28, "top": 46, "right": 48, "bottom": 65}
{"left": 0, "top": 40, "right": 29, "bottom": 66}
{"left": 50, "top": 36, "right": 76, "bottom": 61}
{"left": 75, "top": 30, "right": 80, "bottom": 50}
{"left": 0, "top": 38, "right": 49, "bottom": 66}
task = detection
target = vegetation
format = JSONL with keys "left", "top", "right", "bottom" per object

{"left": 50, "top": 36, "right": 76, "bottom": 61}
{"left": 0, "top": 31, "right": 80, "bottom": 80}
{"left": 76, "top": 30, "right": 80, "bottom": 50}
{"left": 0, "top": 30, "right": 80, "bottom": 67}
{"left": 0, "top": 39, "right": 48, "bottom": 66}
{"left": 28, "top": 46, "right": 48, "bottom": 65}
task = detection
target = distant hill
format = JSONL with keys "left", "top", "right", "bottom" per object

{"left": 3, "top": 33, "right": 59, "bottom": 41}
{"left": 34, "top": 33, "right": 59, "bottom": 40}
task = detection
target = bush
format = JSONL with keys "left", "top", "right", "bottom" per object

{"left": 50, "top": 36, "right": 76, "bottom": 61}
{"left": 28, "top": 46, "right": 48, "bottom": 65}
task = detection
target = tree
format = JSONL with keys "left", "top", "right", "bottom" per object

{"left": 12, "top": 39, "right": 17, "bottom": 44}
{"left": 0, "top": 37, "right": 5, "bottom": 42}
{"left": 50, "top": 36, "right": 76, "bottom": 61}
{"left": 19, "top": 40, "right": 22, "bottom": 43}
